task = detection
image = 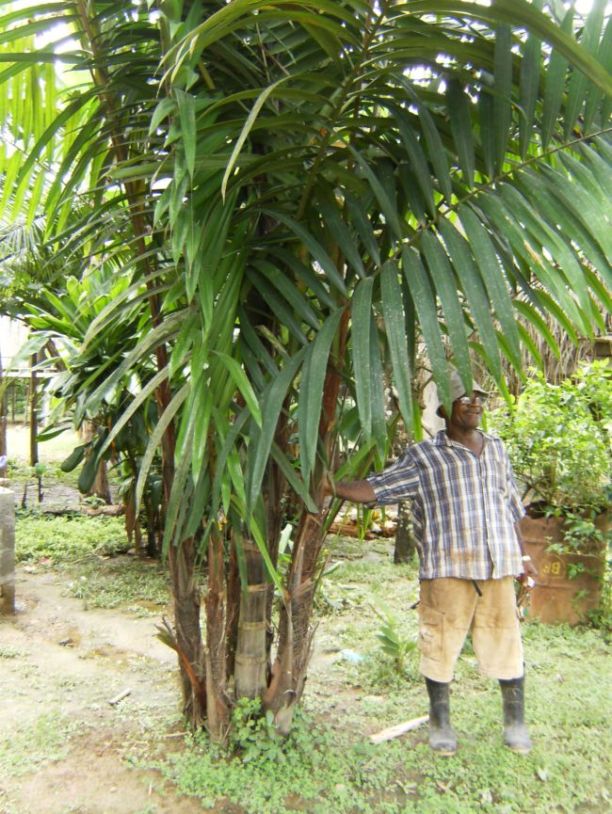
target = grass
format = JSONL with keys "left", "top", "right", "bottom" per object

{"left": 15, "top": 511, "right": 170, "bottom": 613}
{"left": 66, "top": 557, "right": 170, "bottom": 613}
{"left": 149, "top": 625, "right": 610, "bottom": 814}
{"left": 142, "top": 536, "right": 610, "bottom": 814}
{"left": 0, "top": 713, "right": 79, "bottom": 776}
{"left": 10, "top": 507, "right": 611, "bottom": 813}
{"left": 15, "top": 512, "right": 129, "bottom": 563}
{"left": 151, "top": 650, "right": 610, "bottom": 814}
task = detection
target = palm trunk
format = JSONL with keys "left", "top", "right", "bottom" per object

{"left": 264, "top": 314, "right": 349, "bottom": 731}
{"left": 264, "top": 511, "right": 322, "bottom": 733}
{"left": 234, "top": 541, "right": 270, "bottom": 700}
{"left": 81, "top": 421, "right": 112, "bottom": 503}
{"left": 124, "top": 489, "right": 144, "bottom": 555}
{"left": 167, "top": 538, "right": 206, "bottom": 727}
{"left": 92, "top": 460, "right": 112, "bottom": 504}
{"left": 205, "top": 528, "right": 230, "bottom": 741}
{"left": 224, "top": 535, "right": 241, "bottom": 678}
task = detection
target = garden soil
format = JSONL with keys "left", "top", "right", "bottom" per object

{"left": 0, "top": 566, "right": 206, "bottom": 814}
{"left": 0, "top": 556, "right": 368, "bottom": 814}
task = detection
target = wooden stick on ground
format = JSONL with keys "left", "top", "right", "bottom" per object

{"left": 369, "top": 715, "right": 429, "bottom": 744}
{"left": 108, "top": 688, "right": 132, "bottom": 706}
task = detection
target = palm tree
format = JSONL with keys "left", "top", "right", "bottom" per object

{"left": 0, "top": 0, "right": 610, "bottom": 740}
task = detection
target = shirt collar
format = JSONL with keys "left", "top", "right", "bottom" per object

{"left": 433, "top": 430, "right": 449, "bottom": 446}
{"left": 434, "top": 429, "right": 490, "bottom": 447}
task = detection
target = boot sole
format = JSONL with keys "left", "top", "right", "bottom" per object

{"left": 505, "top": 744, "right": 531, "bottom": 754}
{"left": 430, "top": 742, "right": 457, "bottom": 756}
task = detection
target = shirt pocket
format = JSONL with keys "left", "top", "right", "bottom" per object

{"left": 482, "top": 448, "right": 508, "bottom": 495}
{"left": 418, "top": 606, "right": 444, "bottom": 662}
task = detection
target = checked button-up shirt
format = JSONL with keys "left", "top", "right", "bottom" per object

{"left": 367, "top": 431, "right": 525, "bottom": 581}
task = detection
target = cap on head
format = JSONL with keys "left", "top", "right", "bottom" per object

{"left": 436, "top": 369, "right": 489, "bottom": 417}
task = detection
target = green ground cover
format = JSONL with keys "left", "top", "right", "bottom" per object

{"left": 10, "top": 508, "right": 611, "bottom": 814}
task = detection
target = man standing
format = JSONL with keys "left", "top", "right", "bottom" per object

{"left": 325, "top": 370, "right": 537, "bottom": 755}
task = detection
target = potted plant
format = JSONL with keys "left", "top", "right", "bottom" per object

{"left": 489, "top": 361, "right": 611, "bottom": 625}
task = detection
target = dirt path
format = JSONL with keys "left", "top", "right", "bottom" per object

{"left": 0, "top": 567, "right": 204, "bottom": 814}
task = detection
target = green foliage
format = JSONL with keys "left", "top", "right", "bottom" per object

{"left": 546, "top": 510, "right": 609, "bottom": 556}
{"left": 228, "top": 698, "right": 286, "bottom": 765}
{"left": 11, "top": 270, "right": 165, "bottom": 552}
{"left": 2, "top": 0, "right": 610, "bottom": 557}
{"left": 65, "top": 558, "right": 169, "bottom": 613}
{"left": 373, "top": 602, "right": 418, "bottom": 676}
{"left": 0, "top": 714, "right": 77, "bottom": 776}
{"left": 490, "top": 362, "right": 611, "bottom": 513}
{"left": 153, "top": 620, "right": 612, "bottom": 814}
{"left": 15, "top": 513, "right": 129, "bottom": 563}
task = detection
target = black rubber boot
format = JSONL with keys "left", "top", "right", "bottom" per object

{"left": 425, "top": 678, "right": 457, "bottom": 755}
{"left": 499, "top": 677, "right": 532, "bottom": 754}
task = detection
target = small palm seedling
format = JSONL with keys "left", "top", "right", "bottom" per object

{"left": 372, "top": 602, "right": 417, "bottom": 675}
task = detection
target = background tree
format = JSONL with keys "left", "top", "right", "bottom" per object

{"left": 0, "top": 0, "right": 610, "bottom": 740}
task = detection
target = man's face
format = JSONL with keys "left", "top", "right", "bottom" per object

{"left": 450, "top": 392, "right": 486, "bottom": 429}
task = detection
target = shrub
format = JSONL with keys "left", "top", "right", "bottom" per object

{"left": 489, "top": 361, "right": 611, "bottom": 514}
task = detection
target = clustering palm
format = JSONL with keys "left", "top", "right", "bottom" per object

{"left": 13, "top": 269, "right": 165, "bottom": 550}
{"left": 1, "top": 0, "right": 610, "bottom": 739}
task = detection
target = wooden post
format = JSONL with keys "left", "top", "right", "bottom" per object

{"left": 0, "top": 487, "right": 15, "bottom": 614}
{"left": 0, "top": 346, "right": 7, "bottom": 477}
{"left": 29, "top": 353, "right": 39, "bottom": 467}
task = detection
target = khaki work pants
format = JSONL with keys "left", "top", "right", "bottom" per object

{"left": 418, "top": 576, "right": 524, "bottom": 683}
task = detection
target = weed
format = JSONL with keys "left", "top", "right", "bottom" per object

{"left": 0, "top": 713, "right": 78, "bottom": 776}
{"left": 65, "top": 557, "right": 169, "bottom": 612}
{"left": 0, "top": 646, "right": 22, "bottom": 659}
{"left": 15, "top": 513, "right": 129, "bottom": 563}
{"left": 373, "top": 602, "right": 418, "bottom": 675}
{"left": 229, "top": 697, "right": 287, "bottom": 764}
{"left": 152, "top": 710, "right": 410, "bottom": 814}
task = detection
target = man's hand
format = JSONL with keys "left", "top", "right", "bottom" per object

{"left": 320, "top": 474, "right": 377, "bottom": 505}
{"left": 514, "top": 524, "right": 537, "bottom": 586}
{"left": 519, "top": 556, "right": 538, "bottom": 586}
{"left": 321, "top": 473, "right": 335, "bottom": 498}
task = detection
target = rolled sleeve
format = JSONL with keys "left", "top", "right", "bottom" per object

{"left": 367, "top": 451, "right": 420, "bottom": 505}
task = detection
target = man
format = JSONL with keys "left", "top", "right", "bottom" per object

{"left": 325, "top": 369, "right": 537, "bottom": 755}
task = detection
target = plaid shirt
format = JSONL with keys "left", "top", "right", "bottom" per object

{"left": 368, "top": 431, "right": 525, "bottom": 580}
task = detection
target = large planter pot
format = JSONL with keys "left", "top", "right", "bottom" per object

{"left": 520, "top": 514, "right": 607, "bottom": 625}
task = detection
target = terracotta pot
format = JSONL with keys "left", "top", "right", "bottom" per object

{"left": 520, "top": 514, "right": 607, "bottom": 625}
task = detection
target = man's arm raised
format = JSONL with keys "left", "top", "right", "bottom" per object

{"left": 324, "top": 477, "right": 376, "bottom": 504}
